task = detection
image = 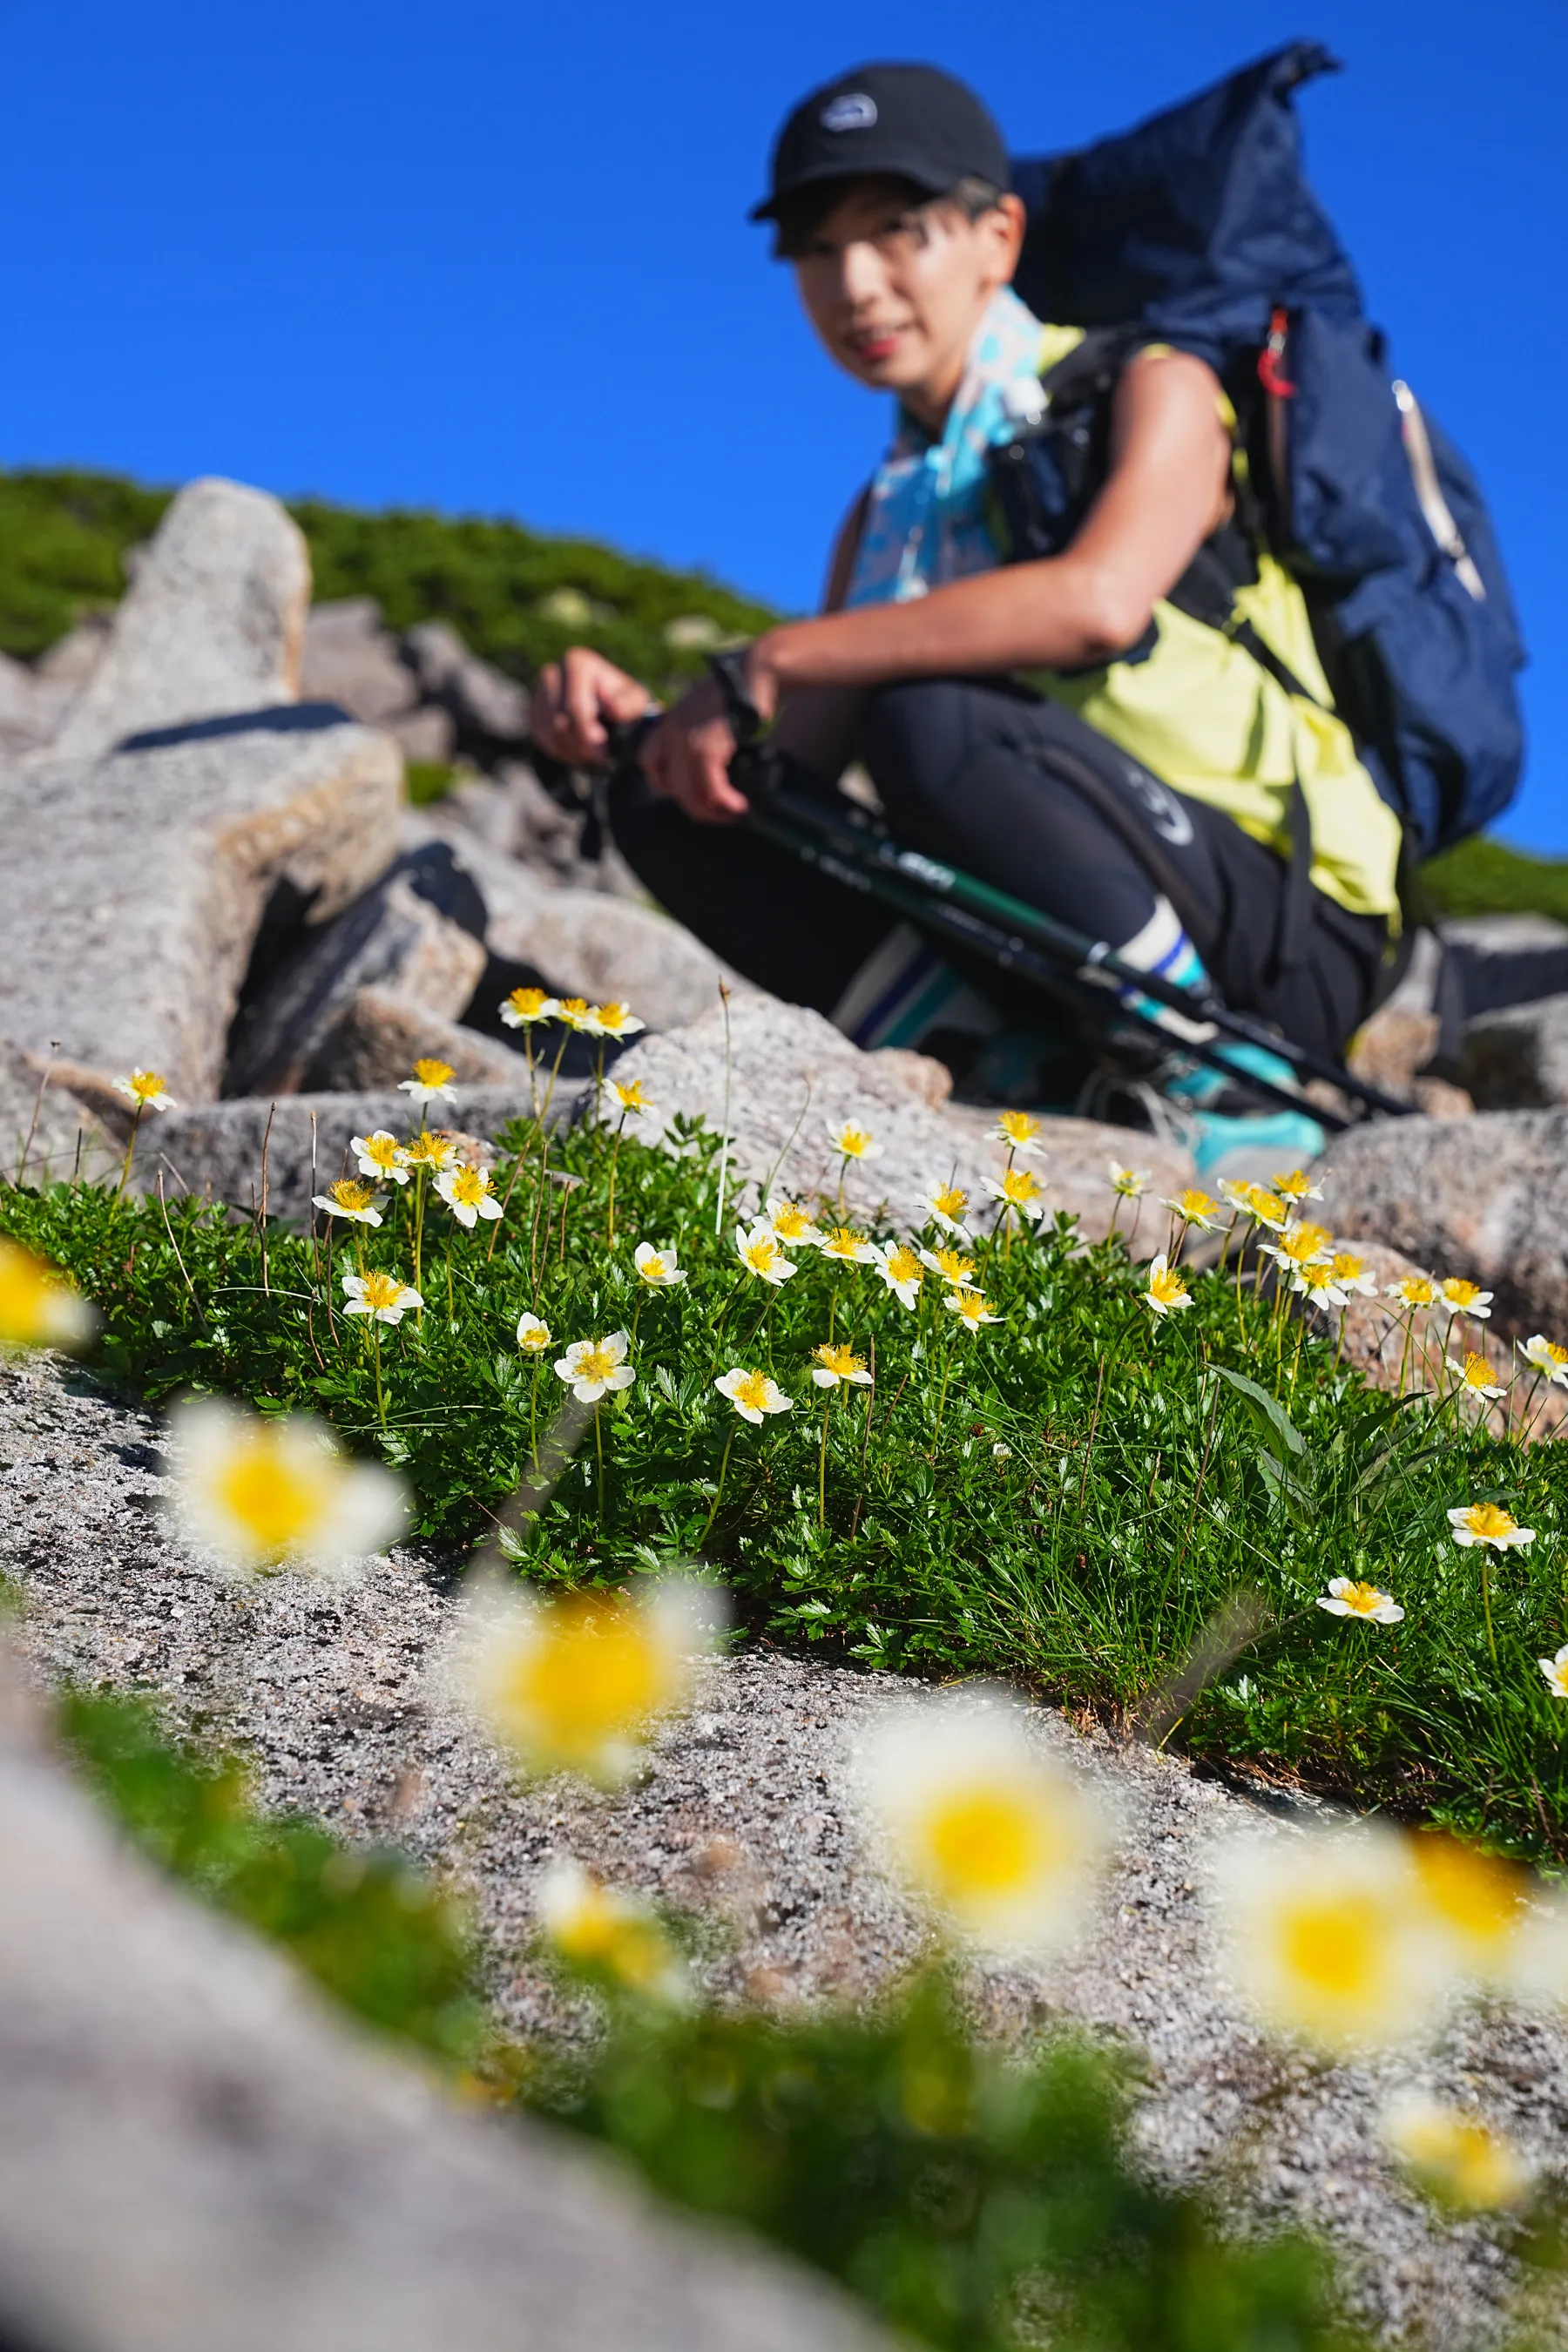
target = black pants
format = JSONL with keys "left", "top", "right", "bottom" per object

{"left": 608, "top": 679, "right": 1390, "bottom": 1066}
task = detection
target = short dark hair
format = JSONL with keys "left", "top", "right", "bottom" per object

{"left": 771, "top": 173, "right": 1004, "bottom": 262}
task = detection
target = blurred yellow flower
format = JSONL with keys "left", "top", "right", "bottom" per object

{"left": 1445, "top": 1349, "right": 1505, "bottom": 1402}
{"left": 875, "top": 1240, "right": 924, "bottom": 1308}
{"left": 1162, "top": 1186, "right": 1224, "bottom": 1232}
{"left": 1382, "top": 2092, "right": 1533, "bottom": 2212}
{"left": 516, "top": 1311, "right": 552, "bottom": 1353}
{"left": 811, "top": 1342, "right": 873, "bottom": 1389}
{"left": 0, "top": 1237, "right": 96, "bottom": 1353}
{"left": 1316, "top": 1578, "right": 1403, "bottom": 1625}
{"left": 1538, "top": 1644, "right": 1568, "bottom": 1702}
{"left": 589, "top": 1001, "right": 645, "bottom": 1042}
{"left": 610, "top": 1077, "right": 656, "bottom": 1118}
{"left": 171, "top": 1396, "right": 405, "bottom": 1578}
{"left": 1272, "top": 1169, "right": 1324, "bottom": 1203}
{"left": 1385, "top": 1273, "right": 1438, "bottom": 1310}
{"left": 828, "top": 1122, "right": 880, "bottom": 1163}
{"left": 1436, "top": 1275, "right": 1493, "bottom": 1321}
{"left": 633, "top": 1241, "right": 686, "bottom": 1288}
{"left": 536, "top": 1858, "right": 686, "bottom": 2002}
{"left": 398, "top": 1058, "right": 457, "bottom": 1105}
{"left": 1108, "top": 1161, "right": 1150, "bottom": 1200}
{"left": 944, "top": 1288, "right": 1001, "bottom": 1331}
{"left": 1328, "top": 1250, "right": 1379, "bottom": 1299}
{"left": 920, "top": 1244, "right": 980, "bottom": 1289}
{"left": 1518, "top": 1334, "right": 1568, "bottom": 1386}
{"left": 1408, "top": 1831, "right": 1531, "bottom": 1984}
{"left": 1448, "top": 1502, "right": 1534, "bottom": 1551}
{"left": 1141, "top": 1254, "right": 1193, "bottom": 1317}
{"left": 554, "top": 997, "right": 600, "bottom": 1034}
{"left": 990, "top": 1111, "right": 1046, "bottom": 1159}
{"left": 858, "top": 1692, "right": 1112, "bottom": 1956}
{"left": 985, "top": 1167, "right": 1046, "bottom": 1222}
{"left": 402, "top": 1129, "right": 458, "bottom": 1173}
{"left": 112, "top": 1068, "right": 176, "bottom": 1112}
{"left": 500, "top": 985, "right": 558, "bottom": 1029}
{"left": 454, "top": 1578, "right": 710, "bottom": 1782}
{"left": 761, "top": 1196, "right": 822, "bottom": 1247}
{"left": 735, "top": 1221, "right": 797, "bottom": 1287}
{"left": 922, "top": 1181, "right": 973, "bottom": 1238}
{"left": 1215, "top": 1821, "right": 1450, "bottom": 2051}
{"left": 818, "top": 1225, "right": 876, "bottom": 1267}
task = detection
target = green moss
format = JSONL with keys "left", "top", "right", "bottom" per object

{"left": 1422, "top": 835, "right": 1568, "bottom": 926}
{"left": 404, "top": 760, "right": 457, "bottom": 805}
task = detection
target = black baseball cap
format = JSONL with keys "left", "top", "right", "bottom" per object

{"left": 749, "top": 62, "right": 1010, "bottom": 224}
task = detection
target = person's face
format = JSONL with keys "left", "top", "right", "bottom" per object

{"left": 791, "top": 176, "right": 1025, "bottom": 423}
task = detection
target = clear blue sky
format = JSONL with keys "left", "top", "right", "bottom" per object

{"left": 3, "top": 0, "right": 1565, "bottom": 846}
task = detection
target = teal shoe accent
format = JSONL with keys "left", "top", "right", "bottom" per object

{"left": 1159, "top": 1043, "right": 1326, "bottom": 1181}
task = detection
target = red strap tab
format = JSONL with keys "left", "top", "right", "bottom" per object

{"left": 1258, "top": 305, "right": 1296, "bottom": 398}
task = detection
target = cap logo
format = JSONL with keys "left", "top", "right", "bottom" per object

{"left": 820, "top": 91, "right": 877, "bottom": 132}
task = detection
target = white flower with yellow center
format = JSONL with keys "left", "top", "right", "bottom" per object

{"left": 1445, "top": 1349, "right": 1505, "bottom": 1402}
{"left": 632, "top": 1240, "right": 685, "bottom": 1289}
{"left": 1240, "top": 1186, "right": 1291, "bottom": 1233}
{"left": 1162, "top": 1186, "right": 1225, "bottom": 1233}
{"left": 1293, "top": 1263, "right": 1348, "bottom": 1309}
{"left": 1435, "top": 1276, "right": 1493, "bottom": 1322}
{"left": 921, "top": 1182, "right": 973, "bottom": 1240}
{"left": 451, "top": 1575, "right": 711, "bottom": 1783}
{"left": 1518, "top": 1334, "right": 1568, "bottom": 1386}
{"left": 1382, "top": 2092, "right": 1533, "bottom": 2212}
{"left": 1142, "top": 1254, "right": 1193, "bottom": 1317}
{"left": 1272, "top": 1168, "right": 1324, "bottom": 1204}
{"left": 734, "top": 1221, "right": 797, "bottom": 1287}
{"left": 555, "top": 1332, "right": 635, "bottom": 1403}
{"left": 553, "top": 997, "right": 601, "bottom": 1035}
{"left": 0, "top": 1237, "right": 97, "bottom": 1354}
{"left": 402, "top": 1129, "right": 458, "bottom": 1173}
{"left": 875, "top": 1240, "right": 924, "bottom": 1309}
{"left": 1447, "top": 1502, "right": 1534, "bottom": 1551}
{"left": 397, "top": 1057, "right": 457, "bottom": 1105}
{"left": 944, "top": 1288, "right": 1001, "bottom": 1331}
{"left": 1317, "top": 1577, "right": 1404, "bottom": 1625}
{"left": 499, "top": 984, "right": 559, "bottom": 1029}
{"left": 436, "top": 1164, "right": 503, "bottom": 1228}
{"left": 312, "top": 1177, "right": 385, "bottom": 1227}
{"left": 350, "top": 1130, "right": 409, "bottom": 1186}
{"left": 828, "top": 1121, "right": 880, "bottom": 1164}
{"left": 610, "top": 1078, "right": 656, "bottom": 1119}
{"left": 1328, "top": 1250, "right": 1380, "bottom": 1299}
{"left": 760, "top": 1196, "right": 822, "bottom": 1248}
{"left": 1213, "top": 1821, "right": 1451, "bottom": 2051}
{"left": 1108, "top": 1162, "right": 1150, "bottom": 1200}
{"left": 1408, "top": 1831, "right": 1532, "bottom": 1986}
{"left": 1538, "top": 1644, "right": 1568, "bottom": 1702}
{"left": 171, "top": 1396, "right": 405, "bottom": 1578}
{"left": 516, "top": 1311, "right": 553, "bottom": 1353}
{"left": 817, "top": 1224, "right": 876, "bottom": 1267}
{"left": 588, "top": 1000, "right": 645, "bottom": 1042}
{"left": 810, "top": 1342, "right": 873, "bottom": 1389}
{"left": 535, "top": 1859, "right": 686, "bottom": 2004}
{"left": 985, "top": 1166, "right": 1046, "bottom": 1222}
{"left": 1260, "top": 1220, "right": 1335, "bottom": 1274}
{"left": 715, "top": 1366, "right": 793, "bottom": 1424}
{"left": 857, "top": 1692, "right": 1112, "bottom": 1957}
{"left": 1386, "top": 1272, "right": 1438, "bottom": 1310}
{"left": 990, "top": 1111, "right": 1046, "bottom": 1160}
{"left": 113, "top": 1068, "right": 176, "bottom": 1112}
{"left": 919, "top": 1244, "right": 980, "bottom": 1290}
{"left": 341, "top": 1268, "right": 422, "bottom": 1324}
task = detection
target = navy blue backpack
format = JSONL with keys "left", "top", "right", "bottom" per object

{"left": 1008, "top": 39, "right": 1526, "bottom": 862}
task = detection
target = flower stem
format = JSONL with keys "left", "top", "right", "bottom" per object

{"left": 594, "top": 1401, "right": 605, "bottom": 1521}
{"left": 700, "top": 1424, "right": 736, "bottom": 1547}
{"left": 1480, "top": 1549, "right": 1497, "bottom": 1667}
{"left": 606, "top": 1117, "right": 626, "bottom": 1245}
{"left": 446, "top": 1249, "right": 455, "bottom": 1323}
{"left": 818, "top": 1394, "right": 831, "bottom": 1528}
{"left": 372, "top": 1321, "right": 385, "bottom": 1426}
{"left": 115, "top": 1102, "right": 145, "bottom": 1204}
{"left": 530, "top": 1358, "right": 540, "bottom": 1467}
{"left": 412, "top": 1169, "right": 426, "bottom": 1310}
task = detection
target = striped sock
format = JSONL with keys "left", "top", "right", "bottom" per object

{"left": 1112, "top": 896, "right": 1214, "bottom": 1043}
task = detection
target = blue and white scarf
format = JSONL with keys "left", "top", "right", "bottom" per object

{"left": 844, "top": 287, "right": 1049, "bottom": 609}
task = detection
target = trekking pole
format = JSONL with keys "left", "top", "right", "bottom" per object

{"left": 582, "top": 705, "right": 1412, "bottom": 1133}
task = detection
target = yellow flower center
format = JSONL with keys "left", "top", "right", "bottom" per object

{"left": 575, "top": 1345, "right": 617, "bottom": 1383}
{"left": 549, "top": 1886, "right": 672, "bottom": 1990}
{"left": 997, "top": 1112, "right": 1040, "bottom": 1145}
{"left": 640, "top": 1254, "right": 667, "bottom": 1281}
{"left": 213, "top": 1436, "right": 333, "bottom": 1556}
{"left": 770, "top": 1202, "right": 812, "bottom": 1240}
{"left": 1148, "top": 1266, "right": 1187, "bottom": 1307}
{"left": 503, "top": 1598, "right": 672, "bottom": 1764}
{"left": 1462, "top": 1503, "right": 1517, "bottom": 1542}
{"left": 1281, "top": 1893, "right": 1386, "bottom": 2007}
{"left": 733, "top": 1369, "right": 773, "bottom": 1413}
{"left": 404, "top": 1132, "right": 456, "bottom": 1169}
{"left": 1443, "top": 1280, "right": 1484, "bottom": 1308}
{"left": 614, "top": 1080, "right": 650, "bottom": 1111}
{"left": 1331, "top": 1253, "right": 1366, "bottom": 1281}
{"left": 519, "top": 1322, "right": 551, "bottom": 1350}
{"left": 1245, "top": 1188, "right": 1288, "bottom": 1228}
{"left": 1111, "top": 1168, "right": 1144, "bottom": 1195}
{"left": 1534, "top": 1338, "right": 1568, "bottom": 1370}
{"left": 999, "top": 1169, "right": 1041, "bottom": 1205}
{"left": 835, "top": 1126, "right": 873, "bottom": 1159}
{"left": 506, "top": 986, "right": 552, "bottom": 1021}
{"left": 1410, "top": 1835, "right": 1527, "bottom": 1950}
{"left": 358, "top": 1272, "right": 405, "bottom": 1312}
{"left": 933, "top": 1248, "right": 976, "bottom": 1286}
{"left": 594, "top": 1001, "right": 629, "bottom": 1030}
{"left": 923, "top": 1786, "right": 1055, "bottom": 1902}
{"left": 1274, "top": 1171, "right": 1312, "bottom": 1198}
{"left": 954, "top": 1291, "right": 990, "bottom": 1326}
{"left": 362, "top": 1134, "right": 401, "bottom": 1171}
{"left": 814, "top": 1343, "right": 864, "bottom": 1378}
{"left": 0, "top": 1240, "right": 75, "bottom": 1348}
{"left": 411, "top": 1058, "right": 455, "bottom": 1087}
{"left": 884, "top": 1246, "right": 922, "bottom": 1283}
{"left": 931, "top": 1186, "right": 968, "bottom": 1220}
{"left": 1458, "top": 1351, "right": 1495, "bottom": 1390}
{"left": 1335, "top": 1582, "right": 1385, "bottom": 1618}
{"left": 449, "top": 1166, "right": 490, "bottom": 1206}
{"left": 330, "top": 1179, "right": 378, "bottom": 1211}
{"left": 1172, "top": 1188, "right": 1220, "bottom": 1220}
{"left": 1398, "top": 1280, "right": 1436, "bottom": 1307}
{"left": 741, "top": 1236, "right": 781, "bottom": 1274}
{"left": 821, "top": 1227, "right": 868, "bottom": 1260}
{"left": 125, "top": 1070, "right": 168, "bottom": 1103}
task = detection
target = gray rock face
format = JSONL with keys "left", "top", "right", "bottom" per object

{"left": 0, "top": 1646, "right": 896, "bottom": 2352}
{"left": 403, "top": 619, "right": 531, "bottom": 745}
{"left": 7, "top": 1355, "right": 1565, "bottom": 2352}
{"left": 607, "top": 995, "right": 1194, "bottom": 1242}
{"left": 51, "top": 480, "right": 309, "bottom": 761}
{"left": 300, "top": 596, "right": 419, "bottom": 727}
{"left": 135, "top": 1083, "right": 567, "bottom": 1222}
{"left": 1463, "top": 993, "right": 1568, "bottom": 1110}
{"left": 225, "top": 844, "right": 490, "bottom": 1096}
{"left": 304, "top": 989, "right": 531, "bottom": 1097}
{"left": 1320, "top": 1107, "right": 1568, "bottom": 1339}
{"left": 1442, "top": 914, "right": 1568, "bottom": 1020}
{"left": 0, "top": 1044, "right": 118, "bottom": 1186}
{"left": 403, "top": 815, "right": 733, "bottom": 1033}
{"left": 0, "top": 713, "right": 402, "bottom": 1102}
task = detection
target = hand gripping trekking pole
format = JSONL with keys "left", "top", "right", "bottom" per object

{"left": 587, "top": 665, "right": 1414, "bottom": 1135}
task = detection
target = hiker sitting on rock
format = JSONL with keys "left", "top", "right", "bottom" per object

{"left": 530, "top": 62, "right": 1406, "bottom": 1170}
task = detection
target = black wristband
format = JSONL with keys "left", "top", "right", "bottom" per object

{"left": 705, "top": 645, "right": 765, "bottom": 745}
